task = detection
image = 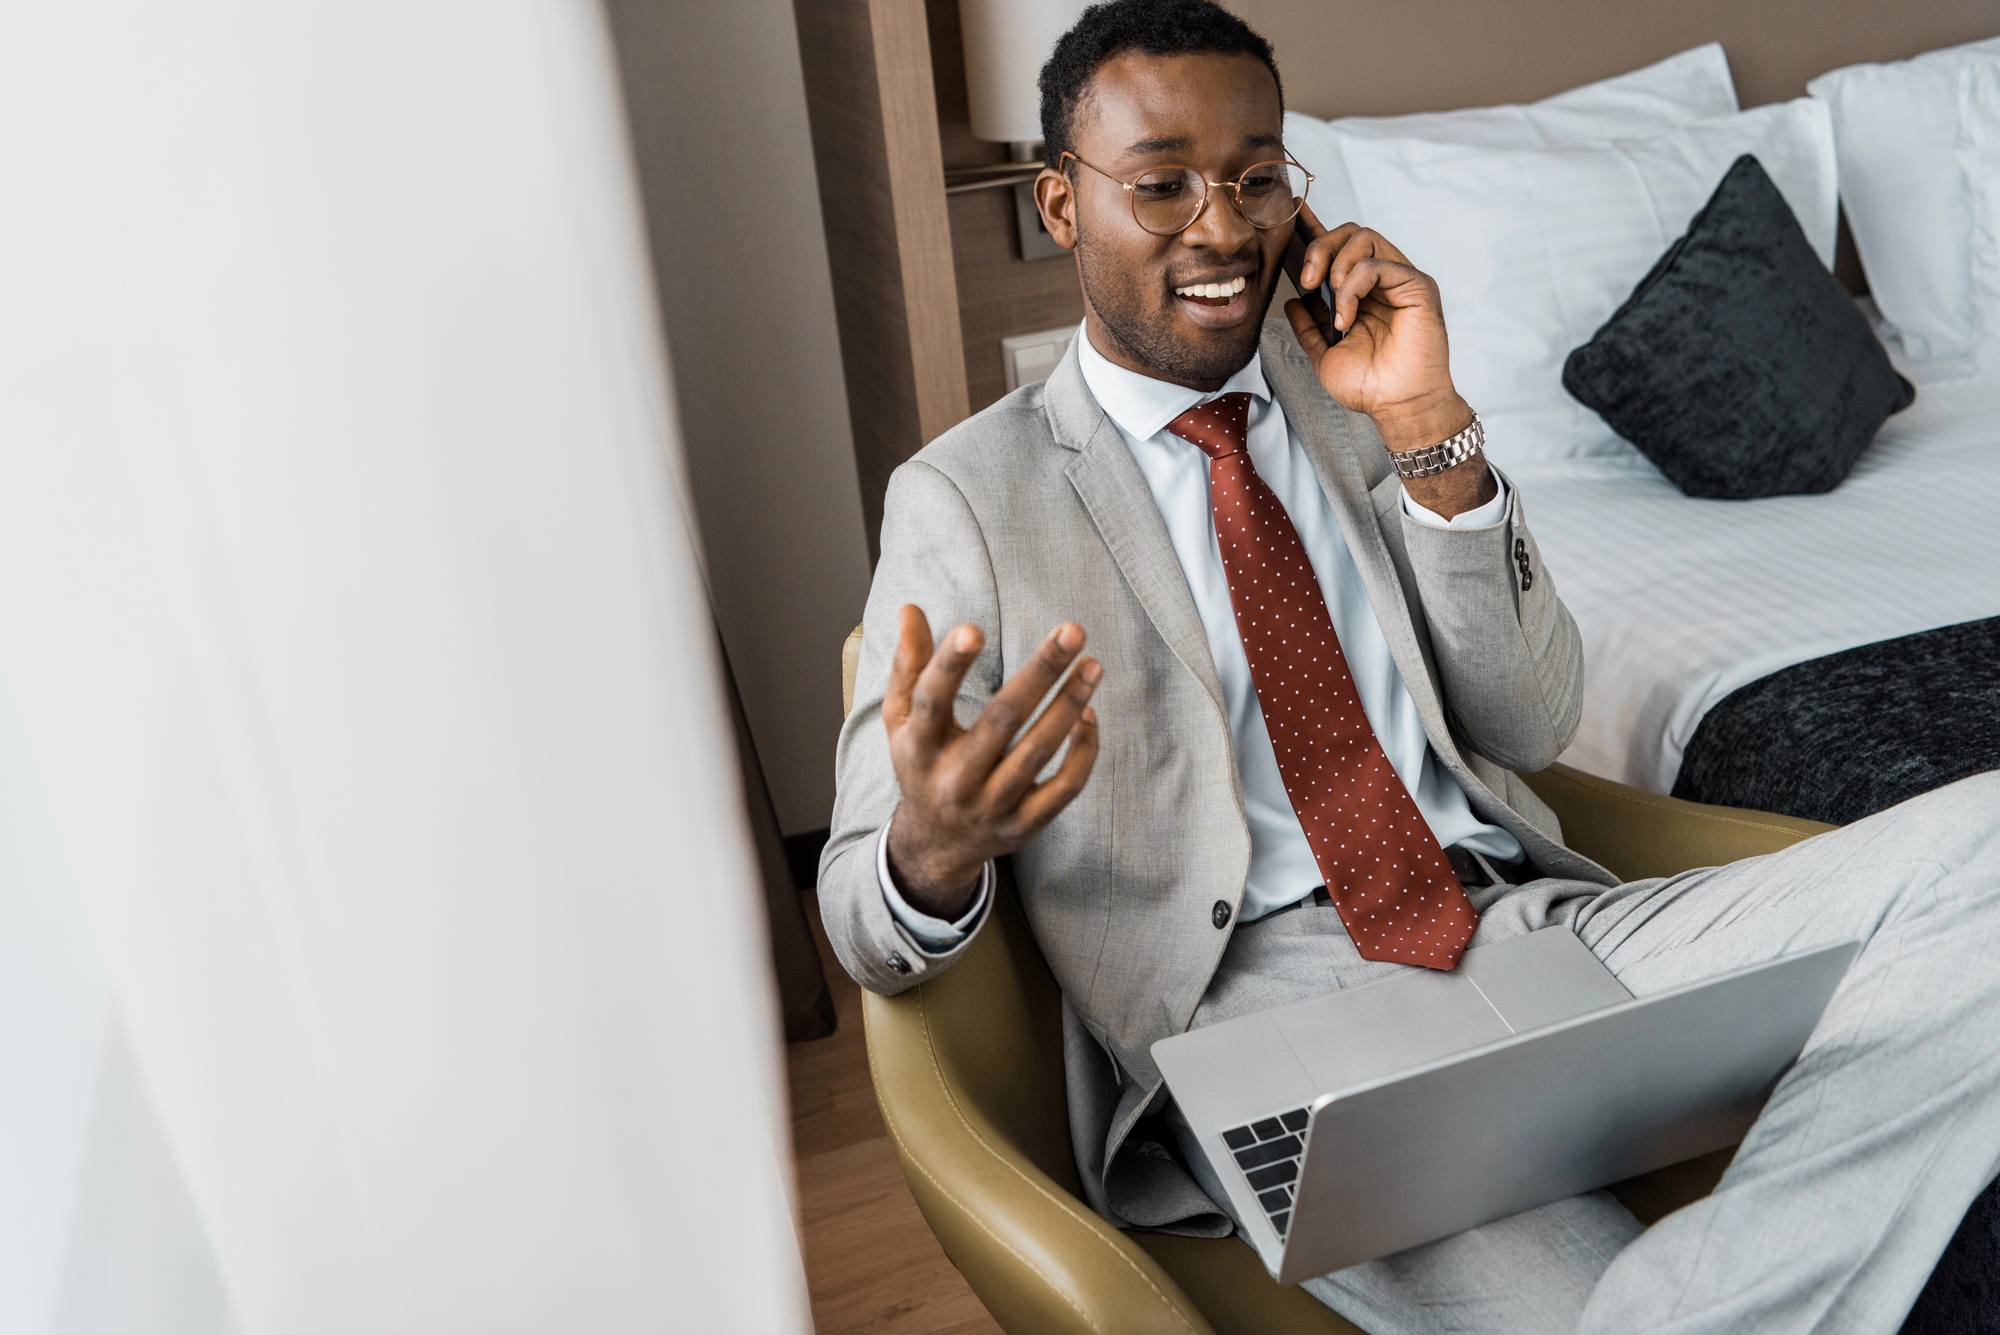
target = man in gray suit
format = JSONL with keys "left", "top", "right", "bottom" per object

{"left": 818, "top": 3, "right": 2000, "bottom": 1330}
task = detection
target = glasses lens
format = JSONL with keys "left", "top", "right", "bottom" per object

{"left": 1130, "top": 167, "right": 1206, "bottom": 234}
{"left": 1235, "top": 160, "right": 1308, "bottom": 229}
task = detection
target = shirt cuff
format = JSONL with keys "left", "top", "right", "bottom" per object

{"left": 877, "top": 822, "right": 991, "bottom": 955}
{"left": 1400, "top": 465, "right": 1508, "bottom": 528}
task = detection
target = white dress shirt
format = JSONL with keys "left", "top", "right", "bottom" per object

{"left": 881, "top": 325, "right": 1521, "bottom": 951}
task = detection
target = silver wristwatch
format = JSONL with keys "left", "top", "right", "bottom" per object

{"left": 1389, "top": 413, "right": 1484, "bottom": 480}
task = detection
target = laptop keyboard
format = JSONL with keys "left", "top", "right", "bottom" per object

{"left": 1220, "top": 1106, "right": 1311, "bottom": 1238}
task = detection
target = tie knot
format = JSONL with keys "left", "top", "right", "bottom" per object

{"left": 1167, "top": 392, "right": 1253, "bottom": 460}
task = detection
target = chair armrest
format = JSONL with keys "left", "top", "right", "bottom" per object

{"left": 864, "top": 914, "right": 1219, "bottom": 1335}
{"left": 1521, "top": 763, "right": 1835, "bottom": 882}
{"left": 843, "top": 623, "right": 864, "bottom": 718}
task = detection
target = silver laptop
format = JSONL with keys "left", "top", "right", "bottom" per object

{"left": 1152, "top": 927, "right": 1857, "bottom": 1284}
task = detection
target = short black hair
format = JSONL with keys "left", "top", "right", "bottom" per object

{"left": 1038, "top": 0, "right": 1282, "bottom": 170}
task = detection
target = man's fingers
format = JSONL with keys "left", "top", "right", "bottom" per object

{"left": 960, "top": 621, "right": 1087, "bottom": 770}
{"left": 1010, "top": 708, "right": 1102, "bottom": 834}
{"left": 904, "top": 619, "right": 985, "bottom": 750}
{"left": 985, "top": 657, "right": 1101, "bottom": 806}
{"left": 1326, "top": 225, "right": 1412, "bottom": 280}
{"left": 1307, "top": 223, "right": 1389, "bottom": 292}
{"left": 1321, "top": 228, "right": 1418, "bottom": 322}
{"left": 1329, "top": 255, "right": 1431, "bottom": 333}
{"left": 1296, "top": 203, "right": 1360, "bottom": 290}
{"left": 882, "top": 604, "right": 934, "bottom": 732}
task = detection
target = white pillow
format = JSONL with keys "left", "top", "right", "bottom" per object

{"left": 1808, "top": 36, "right": 2000, "bottom": 364}
{"left": 1963, "top": 60, "right": 2000, "bottom": 366}
{"left": 1284, "top": 44, "right": 1738, "bottom": 227}
{"left": 1337, "top": 100, "right": 1839, "bottom": 465}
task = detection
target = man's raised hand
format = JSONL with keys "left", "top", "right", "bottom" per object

{"left": 882, "top": 604, "right": 1101, "bottom": 920}
{"left": 1283, "top": 205, "right": 1495, "bottom": 517}
{"left": 1282, "top": 206, "right": 1469, "bottom": 455}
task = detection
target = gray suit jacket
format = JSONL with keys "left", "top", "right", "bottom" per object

{"left": 820, "top": 320, "right": 1618, "bottom": 1231}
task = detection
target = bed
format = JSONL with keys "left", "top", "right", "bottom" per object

{"left": 1280, "top": 34, "right": 2000, "bottom": 1332}
{"left": 1280, "top": 37, "right": 2000, "bottom": 830}
{"left": 1521, "top": 351, "right": 2000, "bottom": 816}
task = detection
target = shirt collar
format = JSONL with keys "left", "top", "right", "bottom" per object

{"left": 1074, "top": 322, "right": 1271, "bottom": 445}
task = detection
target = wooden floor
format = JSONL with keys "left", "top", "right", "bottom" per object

{"left": 789, "top": 894, "right": 1003, "bottom": 1335}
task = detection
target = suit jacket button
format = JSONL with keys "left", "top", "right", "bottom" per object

{"left": 886, "top": 952, "right": 912, "bottom": 974}
{"left": 1212, "top": 900, "right": 1232, "bottom": 929}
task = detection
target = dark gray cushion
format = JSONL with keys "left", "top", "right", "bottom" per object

{"left": 1562, "top": 154, "right": 1914, "bottom": 500}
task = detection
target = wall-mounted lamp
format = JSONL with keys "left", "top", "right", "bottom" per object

{"left": 957, "top": 0, "right": 1087, "bottom": 261}
{"left": 958, "top": 0, "right": 1089, "bottom": 154}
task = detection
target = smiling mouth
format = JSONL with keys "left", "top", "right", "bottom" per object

{"left": 1174, "top": 275, "right": 1249, "bottom": 306}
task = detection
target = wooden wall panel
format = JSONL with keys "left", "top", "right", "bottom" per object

{"left": 949, "top": 188, "right": 1087, "bottom": 415}
{"left": 927, "top": 0, "right": 1087, "bottom": 417}
{"left": 872, "top": 0, "right": 971, "bottom": 445}
{"left": 795, "top": 0, "right": 969, "bottom": 559}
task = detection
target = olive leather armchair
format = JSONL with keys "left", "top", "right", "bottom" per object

{"left": 839, "top": 625, "right": 1833, "bottom": 1335}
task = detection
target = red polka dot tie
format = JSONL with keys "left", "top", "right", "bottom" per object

{"left": 1168, "top": 393, "right": 1478, "bottom": 970}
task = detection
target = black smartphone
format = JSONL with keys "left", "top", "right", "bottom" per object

{"left": 1282, "top": 215, "right": 1344, "bottom": 346}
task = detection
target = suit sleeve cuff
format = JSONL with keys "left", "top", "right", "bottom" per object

{"left": 1400, "top": 465, "right": 1508, "bottom": 528}
{"left": 877, "top": 823, "right": 991, "bottom": 955}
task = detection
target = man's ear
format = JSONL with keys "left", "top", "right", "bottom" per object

{"left": 1035, "top": 167, "right": 1079, "bottom": 251}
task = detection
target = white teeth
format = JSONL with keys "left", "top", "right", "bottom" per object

{"left": 1177, "top": 276, "right": 1249, "bottom": 298}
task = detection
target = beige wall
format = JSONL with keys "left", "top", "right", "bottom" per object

{"left": 605, "top": 0, "right": 872, "bottom": 836}
{"left": 1228, "top": 0, "right": 2000, "bottom": 117}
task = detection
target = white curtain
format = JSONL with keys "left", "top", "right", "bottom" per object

{"left": 0, "top": 2, "right": 810, "bottom": 1331}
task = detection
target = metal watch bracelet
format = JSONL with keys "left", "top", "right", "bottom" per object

{"left": 1389, "top": 412, "right": 1484, "bottom": 480}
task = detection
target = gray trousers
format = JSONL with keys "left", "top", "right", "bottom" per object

{"left": 1176, "top": 773, "right": 2000, "bottom": 1335}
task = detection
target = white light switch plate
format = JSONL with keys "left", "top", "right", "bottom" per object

{"left": 1001, "top": 326, "right": 1077, "bottom": 392}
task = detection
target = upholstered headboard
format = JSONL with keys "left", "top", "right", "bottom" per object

{"left": 1231, "top": 0, "right": 1998, "bottom": 118}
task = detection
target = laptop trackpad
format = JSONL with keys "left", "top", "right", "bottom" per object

{"left": 1272, "top": 970, "right": 1511, "bottom": 1096}
{"left": 1459, "top": 925, "right": 1632, "bottom": 1032}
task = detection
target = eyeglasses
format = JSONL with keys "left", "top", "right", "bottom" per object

{"left": 1059, "top": 151, "right": 1313, "bottom": 236}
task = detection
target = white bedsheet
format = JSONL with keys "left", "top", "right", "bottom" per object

{"left": 1513, "top": 365, "right": 2000, "bottom": 794}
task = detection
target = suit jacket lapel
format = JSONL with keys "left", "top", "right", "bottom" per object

{"left": 1041, "top": 343, "right": 1230, "bottom": 719}
{"left": 1261, "top": 333, "right": 1456, "bottom": 739}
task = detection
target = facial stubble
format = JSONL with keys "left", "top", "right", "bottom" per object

{"left": 1075, "top": 222, "right": 1279, "bottom": 388}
